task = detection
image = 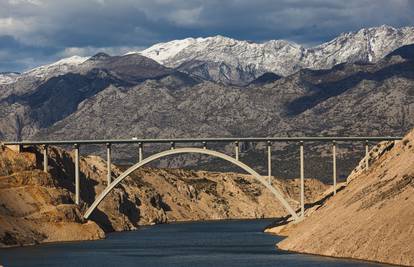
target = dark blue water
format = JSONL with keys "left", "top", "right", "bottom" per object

{"left": 0, "top": 219, "right": 389, "bottom": 267}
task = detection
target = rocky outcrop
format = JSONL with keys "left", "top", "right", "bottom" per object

{"left": 0, "top": 147, "right": 104, "bottom": 247}
{"left": 0, "top": 145, "right": 328, "bottom": 247}
{"left": 273, "top": 131, "right": 414, "bottom": 266}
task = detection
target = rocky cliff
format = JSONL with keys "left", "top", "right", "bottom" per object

{"left": 0, "top": 145, "right": 327, "bottom": 247}
{"left": 274, "top": 130, "right": 414, "bottom": 266}
{"left": 0, "top": 147, "right": 104, "bottom": 246}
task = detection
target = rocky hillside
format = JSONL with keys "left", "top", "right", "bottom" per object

{"left": 0, "top": 146, "right": 104, "bottom": 246}
{"left": 0, "top": 145, "right": 327, "bottom": 247}
{"left": 274, "top": 130, "right": 414, "bottom": 266}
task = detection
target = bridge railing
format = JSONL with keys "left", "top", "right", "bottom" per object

{"left": 2, "top": 136, "right": 403, "bottom": 218}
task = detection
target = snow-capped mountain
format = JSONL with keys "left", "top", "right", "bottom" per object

{"left": 0, "top": 56, "right": 89, "bottom": 85}
{"left": 24, "top": 55, "right": 89, "bottom": 80}
{"left": 137, "top": 25, "right": 414, "bottom": 84}
{"left": 2, "top": 25, "right": 414, "bottom": 86}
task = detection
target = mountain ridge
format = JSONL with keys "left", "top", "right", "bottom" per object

{"left": 1, "top": 25, "right": 413, "bottom": 86}
{"left": 138, "top": 25, "right": 414, "bottom": 84}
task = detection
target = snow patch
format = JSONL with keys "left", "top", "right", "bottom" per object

{"left": 23, "top": 55, "right": 90, "bottom": 79}
{"left": 0, "top": 72, "right": 20, "bottom": 85}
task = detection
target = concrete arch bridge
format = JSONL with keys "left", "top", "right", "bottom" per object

{"left": 3, "top": 136, "right": 402, "bottom": 221}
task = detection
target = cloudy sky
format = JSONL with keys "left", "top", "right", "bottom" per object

{"left": 1, "top": 0, "right": 414, "bottom": 72}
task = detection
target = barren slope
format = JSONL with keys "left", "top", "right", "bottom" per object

{"left": 276, "top": 131, "right": 414, "bottom": 266}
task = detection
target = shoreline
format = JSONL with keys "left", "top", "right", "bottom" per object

{"left": 276, "top": 247, "right": 404, "bottom": 267}
{"left": 0, "top": 218, "right": 398, "bottom": 267}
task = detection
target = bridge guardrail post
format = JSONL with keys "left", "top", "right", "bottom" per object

{"left": 332, "top": 140, "right": 337, "bottom": 195}
{"left": 42, "top": 144, "right": 48, "bottom": 173}
{"left": 235, "top": 141, "right": 239, "bottom": 161}
{"left": 300, "top": 141, "right": 305, "bottom": 217}
{"left": 106, "top": 143, "right": 111, "bottom": 186}
{"left": 267, "top": 141, "right": 272, "bottom": 184}
{"left": 74, "top": 143, "right": 80, "bottom": 205}
{"left": 138, "top": 142, "right": 143, "bottom": 162}
{"left": 365, "top": 140, "right": 369, "bottom": 171}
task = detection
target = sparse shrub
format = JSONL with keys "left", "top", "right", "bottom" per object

{"left": 403, "top": 139, "right": 410, "bottom": 146}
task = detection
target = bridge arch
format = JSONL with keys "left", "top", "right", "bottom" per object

{"left": 83, "top": 147, "right": 300, "bottom": 220}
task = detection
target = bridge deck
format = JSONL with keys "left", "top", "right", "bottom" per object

{"left": 1, "top": 136, "right": 403, "bottom": 146}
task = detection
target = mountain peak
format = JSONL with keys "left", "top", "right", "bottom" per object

{"left": 89, "top": 52, "right": 111, "bottom": 61}
{"left": 49, "top": 55, "right": 89, "bottom": 67}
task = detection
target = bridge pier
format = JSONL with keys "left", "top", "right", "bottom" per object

{"left": 365, "top": 141, "right": 369, "bottom": 170}
{"left": 300, "top": 141, "right": 305, "bottom": 217}
{"left": 332, "top": 141, "right": 337, "bottom": 195}
{"left": 74, "top": 144, "right": 80, "bottom": 205}
{"left": 138, "top": 142, "right": 143, "bottom": 162}
{"left": 267, "top": 141, "right": 272, "bottom": 184}
{"left": 42, "top": 145, "right": 48, "bottom": 173}
{"left": 106, "top": 143, "right": 111, "bottom": 186}
{"left": 235, "top": 141, "right": 239, "bottom": 161}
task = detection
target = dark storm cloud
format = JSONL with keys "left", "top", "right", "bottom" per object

{"left": 1, "top": 0, "right": 414, "bottom": 72}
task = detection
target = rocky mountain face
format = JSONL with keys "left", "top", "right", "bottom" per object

{"left": 0, "top": 52, "right": 199, "bottom": 141}
{"left": 0, "top": 145, "right": 327, "bottom": 247}
{"left": 138, "top": 25, "right": 414, "bottom": 85}
{"left": 79, "top": 53, "right": 175, "bottom": 83}
{"left": 273, "top": 129, "right": 414, "bottom": 266}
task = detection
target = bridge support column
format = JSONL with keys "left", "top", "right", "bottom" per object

{"left": 235, "top": 141, "right": 239, "bottom": 161}
{"left": 106, "top": 143, "right": 111, "bottom": 186}
{"left": 332, "top": 141, "right": 337, "bottom": 195}
{"left": 42, "top": 145, "right": 48, "bottom": 173}
{"left": 74, "top": 144, "right": 80, "bottom": 205}
{"left": 300, "top": 141, "right": 305, "bottom": 217}
{"left": 267, "top": 141, "right": 272, "bottom": 184}
{"left": 365, "top": 141, "right": 369, "bottom": 170}
{"left": 138, "top": 142, "right": 143, "bottom": 162}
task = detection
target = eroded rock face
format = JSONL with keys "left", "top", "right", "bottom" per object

{"left": 275, "top": 131, "right": 414, "bottom": 266}
{"left": 0, "top": 147, "right": 105, "bottom": 247}
{"left": 0, "top": 145, "right": 328, "bottom": 247}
